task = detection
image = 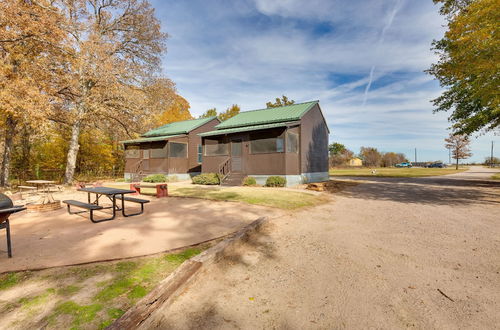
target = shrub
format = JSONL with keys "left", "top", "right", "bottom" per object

{"left": 142, "top": 174, "right": 167, "bottom": 183}
{"left": 192, "top": 173, "right": 220, "bottom": 185}
{"left": 243, "top": 176, "right": 257, "bottom": 186}
{"left": 265, "top": 176, "right": 286, "bottom": 187}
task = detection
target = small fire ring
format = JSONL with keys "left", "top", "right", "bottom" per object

{"left": 26, "top": 201, "right": 62, "bottom": 212}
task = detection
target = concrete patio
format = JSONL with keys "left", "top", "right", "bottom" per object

{"left": 0, "top": 194, "right": 281, "bottom": 273}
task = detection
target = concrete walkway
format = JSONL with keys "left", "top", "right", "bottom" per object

{"left": 0, "top": 197, "right": 281, "bottom": 273}
{"left": 144, "top": 166, "right": 500, "bottom": 329}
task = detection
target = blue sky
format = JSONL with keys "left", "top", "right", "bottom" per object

{"left": 151, "top": 0, "right": 498, "bottom": 163}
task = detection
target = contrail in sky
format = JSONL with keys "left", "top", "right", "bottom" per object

{"left": 362, "top": 0, "right": 403, "bottom": 106}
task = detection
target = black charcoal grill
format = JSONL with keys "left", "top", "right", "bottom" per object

{"left": 0, "top": 193, "right": 26, "bottom": 258}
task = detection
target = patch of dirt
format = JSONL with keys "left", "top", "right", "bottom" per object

{"left": 143, "top": 167, "right": 500, "bottom": 329}
{"left": 3, "top": 192, "right": 280, "bottom": 272}
{"left": 306, "top": 179, "right": 359, "bottom": 193}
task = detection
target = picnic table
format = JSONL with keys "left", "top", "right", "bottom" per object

{"left": 63, "top": 187, "right": 149, "bottom": 223}
{"left": 25, "top": 180, "right": 56, "bottom": 204}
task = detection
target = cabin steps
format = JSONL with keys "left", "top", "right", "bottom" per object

{"left": 220, "top": 173, "right": 246, "bottom": 187}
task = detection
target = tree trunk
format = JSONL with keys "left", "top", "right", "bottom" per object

{"left": 456, "top": 152, "right": 459, "bottom": 170}
{"left": 0, "top": 116, "right": 17, "bottom": 187}
{"left": 63, "top": 120, "right": 81, "bottom": 184}
{"left": 20, "top": 125, "right": 31, "bottom": 175}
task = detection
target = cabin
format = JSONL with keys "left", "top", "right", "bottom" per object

{"left": 348, "top": 157, "right": 363, "bottom": 167}
{"left": 121, "top": 117, "right": 219, "bottom": 181}
{"left": 199, "top": 100, "right": 329, "bottom": 186}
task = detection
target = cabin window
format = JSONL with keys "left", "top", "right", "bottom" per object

{"left": 125, "top": 147, "right": 140, "bottom": 159}
{"left": 197, "top": 144, "right": 203, "bottom": 163}
{"left": 142, "top": 150, "right": 150, "bottom": 159}
{"left": 168, "top": 142, "right": 187, "bottom": 158}
{"left": 250, "top": 132, "right": 284, "bottom": 154}
{"left": 286, "top": 131, "right": 299, "bottom": 153}
{"left": 205, "top": 140, "right": 228, "bottom": 156}
{"left": 151, "top": 147, "right": 167, "bottom": 158}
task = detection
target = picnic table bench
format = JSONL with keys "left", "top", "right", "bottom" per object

{"left": 121, "top": 196, "right": 150, "bottom": 216}
{"left": 18, "top": 186, "right": 37, "bottom": 198}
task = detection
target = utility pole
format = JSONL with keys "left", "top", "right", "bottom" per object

{"left": 448, "top": 147, "right": 451, "bottom": 164}
{"left": 414, "top": 148, "right": 417, "bottom": 164}
{"left": 491, "top": 141, "right": 494, "bottom": 167}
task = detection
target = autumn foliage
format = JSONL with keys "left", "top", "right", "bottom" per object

{"left": 429, "top": 0, "right": 499, "bottom": 134}
{"left": 0, "top": 0, "right": 191, "bottom": 186}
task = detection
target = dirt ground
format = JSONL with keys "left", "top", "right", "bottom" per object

{"left": 0, "top": 190, "right": 281, "bottom": 273}
{"left": 144, "top": 166, "right": 500, "bottom": 329}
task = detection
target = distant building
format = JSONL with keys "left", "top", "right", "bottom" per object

{"left": 348, "top": 157, "right": 363, "bottom": 167}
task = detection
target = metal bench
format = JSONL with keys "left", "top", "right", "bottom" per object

{"left": 120, "top": 196, "right": 150, "bottom": 217}
{"left": 62, "top": 199, "right": 112, "bottom": 223}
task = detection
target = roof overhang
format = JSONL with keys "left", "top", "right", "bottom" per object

{"left": 142, "top": 116, "right": 219, "bottom": 137}
{"left": 199, "top": 121, "right": 300, "bottom": 137}
{"left": 120, "top": 134, "right": 184, "bottom": 144}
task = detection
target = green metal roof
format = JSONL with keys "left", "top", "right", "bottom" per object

{"left": 120, "top": 134, "right": 183, "bottom": 144}
{"left": 142, "top": 117, "right": 217, "bottom": 137}
{"left": 215, "top": 100, "right": 318, "bottom": 129}
{"left": 199, "top": 122, "right": 299, "bottom": 137}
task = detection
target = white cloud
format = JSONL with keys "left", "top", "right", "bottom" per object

{"left": 151, "top": 0, "right": 497, "bottom": 162}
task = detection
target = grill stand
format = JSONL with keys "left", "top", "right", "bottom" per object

{"left": 0, "top": 219, "right": 12, "bottom": 258}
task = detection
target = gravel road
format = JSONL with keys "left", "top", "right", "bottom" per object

{"left": 144, "top": 166, "right": 500, "bottom": 329}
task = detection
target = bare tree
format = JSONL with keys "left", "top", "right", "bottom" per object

{"left": 445, "top": 134, "right": 472, "bottom": 169}
{"left": 360, "top": 147, "right": 382, "bottom": 167}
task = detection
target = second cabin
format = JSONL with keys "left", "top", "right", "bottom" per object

{"left": 199, "top": 100, "right": 329, "bottom": 186}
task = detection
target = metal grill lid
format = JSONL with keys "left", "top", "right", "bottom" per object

{"left": 0, "top": 193, "right": 13, "bottom": 210}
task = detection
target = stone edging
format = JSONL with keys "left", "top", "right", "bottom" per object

{"left": 107, "top": 216, "right": 268, "bottom": 329}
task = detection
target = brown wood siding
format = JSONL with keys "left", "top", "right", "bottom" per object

{"left": 188, "top": 118, "right": 219, "bottom": 173}
{"left": 201, "top": 155, "right": 227, "bottom": 173}
{"left": 299, "top": 104, "right": 329, "bottom": 173}
{"left": 245, "top": 153, "right": 285, "bottom": 174}
{"left": 124, "top": 158, "right": 140, "bottom": 172}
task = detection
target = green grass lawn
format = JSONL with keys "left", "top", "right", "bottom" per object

{"left": 329, "top": 167, "right": 468, "bottom": 177}
{"left": 0, "top": 247, "right": 206, "bottom": 329}
{"left": 106, "top": 182, "right": 328, "bottom": 210}
{"left": 491, "top": 173, "right": 500, "bottom": 180}
{"left": 168, "top": 186, "right": 328, "bottom": 209}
